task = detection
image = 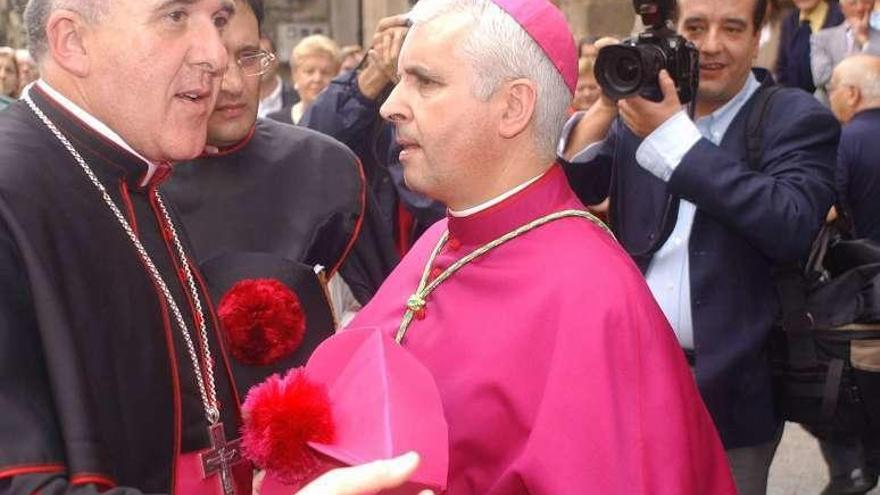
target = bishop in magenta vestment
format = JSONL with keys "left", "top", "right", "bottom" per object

{"left": 346, "top": 165, "right": 737, "bottom": 494}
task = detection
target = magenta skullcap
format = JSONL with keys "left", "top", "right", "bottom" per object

{"left": 491, "top": 0, "right": 577, "bottom": 94}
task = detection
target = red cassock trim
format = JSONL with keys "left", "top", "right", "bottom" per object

{"left": 202, "top": 124, "right": 257, "bottom": 158}
{"left": 0, "top": 463, "right": 65, "bottom": 480}
{"left": 189, "top": 258, "right": 245, "bottom": 411}
{"left": 71, "top": 473, "right": 116, "bottom": 489}
{"left": 329, "top": 156, "right": 368, "bottom": 277}
{"left": 128, "top": 189, "right": 183, "bottom": 491}
{"left": 118, "top": 180, "right": 140, "bottom": 236}
{"left": 396, "top": 202, "right": 414, "bottom": 257}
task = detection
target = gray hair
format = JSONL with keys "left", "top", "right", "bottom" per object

{"left": 856, "top": 72, "right": 880, "bottom": 101}
{"left": 25, "top": 0, "right": 109, "bottom": 62}
{"left": 408, "top": 0, "right": 572, "bottom": 157}
{"left": 838, "top": 54, "right": 880, "bottom": 101}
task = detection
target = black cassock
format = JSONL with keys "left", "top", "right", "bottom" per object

{"left": 162, "top": 119, "right": 398, "bottom": 394}
{"left": 165, "top": 118, "right": 397, "bottom": 304}
{"left": 0, "top": 86, "right": 252, "bottom": 493}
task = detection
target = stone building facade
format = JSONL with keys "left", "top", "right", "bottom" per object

{"left": 0, "top": 0, "right": 26, "bottom": 48}
{"left": 262, "top": 0, "right": 634, "bottom": 62}
{"left": 0, "top": 0, "right": 633, "bottom": 54}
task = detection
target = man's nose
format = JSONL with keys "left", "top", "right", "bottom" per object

{"left": 699, "top": 28, "right": 722, "bottom": 54}
{"left": 190, "top": 19, "right": 228, "bottom": 77}
{"left": 380, "top": 83, "right": 409, "bottom": 123}
{"left": 221, "top": 60, "right": 244, "bottom": 96}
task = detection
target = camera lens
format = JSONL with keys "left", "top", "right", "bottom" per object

{"left": 615, "top": 57, "right": 640, "bottom": 85}
{"left": 595, "top": 45, "right": 643, "bottom": 99}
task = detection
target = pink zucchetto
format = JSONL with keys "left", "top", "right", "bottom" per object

{"left": 491, "top": 0, "right": 578, "bottom": 94}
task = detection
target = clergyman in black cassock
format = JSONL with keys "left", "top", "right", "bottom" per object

{"left": 163, "top": 118, "right": 399, "bottom": 393}
{"left": 0, "top": 82, "right": 253, "bottom": 493}
{"left": 161, "top": 0, "right": 398, "bottom": 397}
{"left": 0, "top": 0, "right": 405, "bottom": 493}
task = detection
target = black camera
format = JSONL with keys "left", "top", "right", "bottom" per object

{"left": 594, "top": 0, "right": 699, "bottom": 103}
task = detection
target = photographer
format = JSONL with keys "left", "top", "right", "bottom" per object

{"left": 560, "top": 0, "right": 839, "bottom": 493}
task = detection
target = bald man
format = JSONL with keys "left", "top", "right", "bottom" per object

{"left": 829, "top": 54, "right": 880, "bottom": 241}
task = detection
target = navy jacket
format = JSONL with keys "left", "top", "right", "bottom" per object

{"left": 564, "top": 70, "right": 838, "bottom": 448}
{"left": 837, "top": 108, "right": 880, "bottom": 242}
{"left": 777, "top": 1, "right": 844, "bottom": 93}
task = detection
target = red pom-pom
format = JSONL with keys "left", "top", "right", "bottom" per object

{"left": 218, "top": 278, "right": 306, "bottom": 366}
{"left": 241, "top": 368, "right": 336, "bottom": 484}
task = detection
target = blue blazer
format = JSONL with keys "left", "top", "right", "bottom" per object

{"left": 777, "top": 1, "right": 844, "bottom": 93}
{"left": 564, "top": 70, "right": 839, "bottom": 448}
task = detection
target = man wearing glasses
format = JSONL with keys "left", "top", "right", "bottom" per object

{"left": 164, "top": 0, "right": 398, "bottom": 372}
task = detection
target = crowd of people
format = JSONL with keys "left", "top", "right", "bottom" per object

{"left": 1, "top": 0, "right": 880, "bottom": 494}
{"left": 0, "top": 46, "right": 37, "bottom": 109}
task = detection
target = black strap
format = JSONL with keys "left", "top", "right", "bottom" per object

{"left": 745, "top": 85, "right": 785, "bottom": 171}
{"left": 746, "top": 85, "right": 819, "bottom": 367}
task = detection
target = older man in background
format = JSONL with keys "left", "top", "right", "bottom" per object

{"left": 830, "top": 55, "right": 880, "bottom": 243}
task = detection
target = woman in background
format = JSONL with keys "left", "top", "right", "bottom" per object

{"left": 0, "top": 47, "right": 20, "bottom": 103}
{"left": 269, "top": 34, "right": 341, "bottom": 125}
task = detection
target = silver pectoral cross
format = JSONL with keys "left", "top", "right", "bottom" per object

{"left": 200, "top": 422, "right": 245, "bottom": 495}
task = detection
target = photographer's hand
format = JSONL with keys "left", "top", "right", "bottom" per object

{"left": 358, "top": 14, "right": 409, "bottom": 100}
{"left": 618, "top": 71, "right": 682, "bottom": 138}
{"left": 561, "top": 93, "right": 618, "bottom": 162}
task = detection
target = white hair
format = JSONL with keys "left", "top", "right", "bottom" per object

{"left": 15, "top": 48, "right": 35, "bottom": 63}
{"left": 839, "top": 54, "right": 880, "bottom": 101}
{"left": 408, "top": 0, "right": 572, "bottom": 157}
{"left": 857, "top": 72, "right": 880, "bottom": 100}
{"left": 25, "top": 0, "right": 109, "bottom": 62}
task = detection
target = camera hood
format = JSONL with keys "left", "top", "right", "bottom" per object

{"left": 633, "top": 0, "right": 676, "bottom": 29}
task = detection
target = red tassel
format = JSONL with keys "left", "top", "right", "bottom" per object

{"left": 217, "top": 278, "right": 306, "bottom": 366}
{"left": 241, "top": 369, "right": 336, "bottom": 484}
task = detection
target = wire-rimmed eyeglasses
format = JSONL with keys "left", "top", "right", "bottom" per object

{"left": 234, "top": 50, "right": 276, "bottom": 77}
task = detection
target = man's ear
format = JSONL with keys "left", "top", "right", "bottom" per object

{"left": 498, "top": 78, "right": 538, "bottom": 139}
{"left": 848, "top": 85, "right": 863, "bottom": 111}
{"left": 46, "top": 10, "right": 91, "bottom": 77}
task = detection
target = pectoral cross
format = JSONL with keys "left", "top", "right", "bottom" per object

{"left": 200, "top": 422, "right": 244, "bottom": 495}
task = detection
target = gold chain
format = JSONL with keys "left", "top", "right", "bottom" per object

{"left": 395, "top": 209, "right": 613, "bottom": 343}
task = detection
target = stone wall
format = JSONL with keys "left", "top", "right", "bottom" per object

{"left": 355, "top": 0, "right": 633, "bottom": 45}
{"left": 0, "top": 0, "right": 26, "bottom": 48}
{"left": 0, "top": 0, "right": 634, "bottom": 53}
{"left": 561, "top": 0, "right": 637, "bottom": 42}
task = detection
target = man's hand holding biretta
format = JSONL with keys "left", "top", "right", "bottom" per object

{"left": 293, "top": 452, "right": 434, "bottom": 495}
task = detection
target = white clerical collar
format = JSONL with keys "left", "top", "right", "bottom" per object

{"left": 35, "top": 80, "right": 158, "bottom": 186}
{"left": 449, "top": 170, "right": 547, "bottom": 217}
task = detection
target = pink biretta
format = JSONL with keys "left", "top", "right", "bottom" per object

{"left": 244, "top": 327, "right": 449, "bottom": 495}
